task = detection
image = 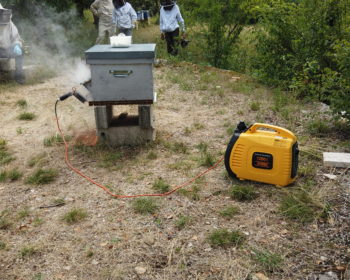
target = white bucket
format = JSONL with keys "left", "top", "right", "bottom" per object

{"left": 110, "top": 34, "right": 132, "bottom": 48}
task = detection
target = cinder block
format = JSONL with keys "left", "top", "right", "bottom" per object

{"left": 323, "top": 152, "right": 350, "bottom": 168}
{"left": 97, "top": 126, "right": 155, "bottom": 146}
{"left": 138, "top": 105, "right": 154, "bottom": 129}
{"left": 94, "top": 105, "right": 113, "bottom": 129}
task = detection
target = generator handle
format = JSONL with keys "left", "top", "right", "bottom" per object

{"left": 249, "top": 123, "right": 297, "bottom": 140}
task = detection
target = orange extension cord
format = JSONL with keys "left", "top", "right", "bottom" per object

{"left": 55, "top": 100, "right": 224, "bottom": 199}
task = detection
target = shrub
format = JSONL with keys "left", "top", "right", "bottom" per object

{"left": 18, "top": 112, "right": 36, "bottom": 120}
{"left": 152, "top": 178, "right": 171, "bottom": 193}
{"left": 218, "top": 206, "right": 240, "bottom": 219}
{"left": 251, "top": 248, "right": 284, "bottom": 273}
{"left": 175, "top": 215, "right": 191, "bottom": 230}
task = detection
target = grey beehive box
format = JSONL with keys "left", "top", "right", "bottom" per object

{"left": 85, "top": 44, "right": 156, "bottom": 104}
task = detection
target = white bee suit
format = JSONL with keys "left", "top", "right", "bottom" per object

{"left": 90, "top": 0, "right": 115, "bottom": 44}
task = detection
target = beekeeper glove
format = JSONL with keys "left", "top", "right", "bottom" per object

{"left": 13, "top": 44, "right": 22, "bottom": 56}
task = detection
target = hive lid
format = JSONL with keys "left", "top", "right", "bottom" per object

{"left": 85, "top": 44, "right": 156, "bottom": 60}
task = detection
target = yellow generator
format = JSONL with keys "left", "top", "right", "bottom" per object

{"left": 224, "top": 122, "right": 299, "bottom": 187}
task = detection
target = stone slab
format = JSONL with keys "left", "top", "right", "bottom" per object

{"left": 323, "top": 152, "right": 350, "bottom": 168}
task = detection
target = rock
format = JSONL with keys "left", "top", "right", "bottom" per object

{"left": 191, "top": 235, "right": 198, "bottom": 241}
{"left": 320, "top": 256, "right": 327, "bottom": 261}
{"left": 251, "top": 272, "right": 269, "bottom": 280}
{"left": 323, "top": 174, "right": 337, "bottom": 180}
{"left": 91, "top": 260, "right": 99, "bottom": 265}
{"left": 63, "top": 266, "right": 71, "bottom": 271}
{"left": 135, "top": 266, "right": 147, "bottom": 275}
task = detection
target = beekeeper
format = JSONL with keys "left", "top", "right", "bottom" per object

{"left": 0, "top": 3, "right": 25, "bottom": 84}
{"left": 160, "top": 0, "right": 186, "bottom": 56}
{"left": 112, "top": 0, "right": 137, "bottom": 36}
{"left": 90, "top": 0, "right": 115, "bottom": 44}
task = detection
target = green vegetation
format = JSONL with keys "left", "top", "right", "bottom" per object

{"left": 20, "top": 246, "right": 38, "bottom": 258}
{"left": 17, "top": 208, "right": 30, "bottom": 220}
{"left": 43, "top": 134, "right": 71, "bottom": 147}
{"left": 16, "top": 99, "right": 27, "bottom": 108}
{"left": 27, "top": 153, "right": 47, "bottom": 167}
{"left": 0, "top": 139, "right": 14, "bottom": 166}
{"left": 152, "top": 178, "right": 171, "bottom": 193}
{"left": 279, "top": 190, "right": 323, "bottom": 224}
{"left": 175, "top": 215, "right": 192, "bottom": 230}
{"left": 178, "top": 185, "right": 201, "bottom": 201}
{"left": 0, "top": 241, "right": 6, "bottom": 250}
{"left": 25, "top": 168, "right": 58, "bottom": 185}
{"left": 132, "top": 198, "right": 158, "bottom": 215}
{"left": 229, "top": 185, "right": 259, "bottom": 202}
{"left": 251, "top": 248, "right": 284, "bottom": 273}
{"left": 62, "top": 208, "right": 88, "bottom": 224}
{"left": 208, "top": 229, "right": 245, "bottom": 248}
{"left": 18, "top": 112, "right": 36, "bottom": 120}
{"left": 0, "top": 210, "right": 12, "bottom": 230}
{"left": 218, "top": 206, "right": 240, "bottom": 219}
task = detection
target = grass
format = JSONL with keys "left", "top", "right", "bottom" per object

{"left": 17, "top": 208, "right": 30, "bottom": 220}
{"left": 208, "top": 229, "right": 246, "bottom": 248}
{"left": 250, "top": 101, "right": 261, "bottom": 111}
{"left": 0, "top": 139, "right": 14, "bottom": 166}
{"left": 0, "top": 241, "right": 6, "bottom": 250}
{"left": 132, "top": 198, "right": 158, "bottom": 215}
{"left": 0, "top": 210, "right": 12, "bottom": 230}
{"left": 229, "top": 185, "right": 259, "bottom": 202}
{"left": 218, "top": 206, "right": 240, "bottom": 219}
{"left": 279, "top": 190, "right": 322, "bottom": 224}
{"left": 43, "top": 134, "right": 71, "bottom": 147}
{"left": 20, "top": 246, "right": 38, "bottom": 258}
{"left": 147, "top": 151, "right": 158, "bottom": 160}
{"left": 18, "top": 112, "right": 36, "bottom": 120}
{"left": 1, "top": 168, "right": 19, "bottom": 181}
{"left": 62, "top": 208, "right": 88, "bottom": 224}
{"left": 251, "top": 248, "right": 284, "bottom": 273}
{"left": 175, "top": 215, "right": 192, "bottom": 230}
{"left": 152, "top": 178, "right": 171, "bottom": 193}
{"left": 25, "top": 168, "right": 58, "bottom": 185}
{"left": 178, "top": 185, "right": 201, "bottom": 201}
{"left": 27, "top": 152, "right": 47, "bottom": 167}
{"left": 16, "top": 99, "right": 27, "bottom": 108}
{"left": 307, "top": 119, "right": 331, "bottom": 136}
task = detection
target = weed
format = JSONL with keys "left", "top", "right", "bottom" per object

{"left": 178, "top": 185, "right": 201, "bottom": 201}
{"left": 250, "top": 101, "right": 261, "bottom": 111}
{"left": 208, "top": 229, "right": 245, "bottom": 248}
{"left": 200, "top": 152, "right": 215, "bottom": 167}
{"left": 0, "top": 139, "right": 14, "bottom": 165}
{"left": 17, "top": 208, "right": 30, "bottom": 220}
{"left": 279, "top": 190, "right": 322, "bottom": 223}
{"left": 33, "top": 273, "right": 44, "bottom": 280}
{"left": 16, "top": 99, "right": 27, "bottom": 108}
{"left": 147, "top": 151, "right": 158, "bottom": 160}
{"left": 132, "top": 198, "right": 158, "bottom": 215}
{"left": 27, "top": 152, "right": 47, "bottom": 167}
{"left": 307, "top": 119, "right": 330, "bottom": 136}
{"left": 33, "top": 217, "right": 43, "bottom": 227}
{"left": 86, "top": 250, "right": 94, "bottom": 258}
{"left": 52, "top": 198, "right": 65, "bottom": 205}
{"left": 195, "top": 142, "right": 208, "bottom": 153}
{"left": 229, "top": 185, "right": 259, "bottom": 202}
{"left": 7, "top": 168, "right": 22, "bottom": 181}
{"left": 16, "top": 127, "right": 23, "bottom": 134}
{"left": 43, "top": 134, "right": 71, "bottom": 147}
{"left": 62, "top": 208, "right": 88, "bottom": 224}
{"left": 98, "top": 151, "right": 123, "bottom": 168}
{"left": 251, "top": 248, "right": 283, "bottom": 272}
{"left": 0, "top": 241, "right": 5, "bottom": 250}
{"left": 218, "top": 206, "right": 240, "bottom": 219}
{"left": 171, "top": 141, "right": 188, "bottom": 154}
{"left": 0, "top": 170, "right": 7, "bottom": 182}
{"left": 20, "top": 246, "right": 38, "bottom": 258}
{"left": 175, "top": 215, "right": 191, "bottom": 230}
{"left": 226, "top": 125, "right": 235, "bottom": 135}
{"left": 152, "top": 178, "right": 171, "bottom": 193}
{"left": 0, "top": 210, "right": 12, "bottom": 230}
{"left": 26, "top": 168, "right": 58, "bottom": 185}
{"left": 18, "top": 112, "right": 36, "bottom": 120}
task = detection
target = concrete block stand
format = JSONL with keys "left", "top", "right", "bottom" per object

{"left": 94, "top": 105, "right": 155, "bottom": 146}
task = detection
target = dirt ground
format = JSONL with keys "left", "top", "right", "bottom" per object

{"left": 0, "top": 62, "right": 349, "bottom": 280}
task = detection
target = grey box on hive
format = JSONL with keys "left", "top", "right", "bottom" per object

{"left": 84, "top": 44, "right": 156, "bottom": 146}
